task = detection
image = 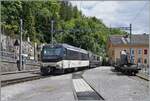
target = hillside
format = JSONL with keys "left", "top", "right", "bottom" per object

{"left": 1, "top": 0, "right": 126, "bottom": 55}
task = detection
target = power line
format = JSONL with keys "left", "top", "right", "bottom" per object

{"left": 131, "top": 2, "right": 148, "bottom": 24}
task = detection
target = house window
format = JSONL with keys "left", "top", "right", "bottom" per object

{"left": 144, "top": 49, "right": 147, "bottom": 55}
{"left": 138, "top": 58, "right": 142, "bottom": 63}
{"left": 131, "top": 48, "right": 134, "bottom": 55}
{"left": 144, "top": 59, "right": 147, "bottom": 64}
{"left": 131, "top": 56, "right": 134, "bottom": 63}
{"left": 138, "top": 49, "right": 142, "bottom": 55}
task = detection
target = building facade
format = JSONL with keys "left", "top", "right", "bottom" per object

{"left": 107, "top": 34, "right": 149, "bottom": 66}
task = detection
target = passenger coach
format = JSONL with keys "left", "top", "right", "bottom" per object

{"left": 40, "top": 44, "right": 89, "bottom": 74}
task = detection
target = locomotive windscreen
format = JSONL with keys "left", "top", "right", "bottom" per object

{"left": 41, "top": 46, "right": 63, "bottom": 62}
{"left": 43, "top": 47, "right": 62, "bottom": 56}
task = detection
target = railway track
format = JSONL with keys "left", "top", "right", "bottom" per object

{"left": 1, "top": 75, "right": 42, "bottom": 87}
{"left": 1, "top": 69, "right": 40, "bottom": 75}
{"left": 127, "top": 75, "right": 149, "bottom": 88}
{"left": 1, "top": 69, "right": 80, "bottom": 87}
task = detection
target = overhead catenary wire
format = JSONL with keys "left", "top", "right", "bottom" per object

{"left": 130, "top": 2, "right": 148, "bottom": 24}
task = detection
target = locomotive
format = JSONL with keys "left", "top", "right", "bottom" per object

{"left": 40, "top": 43, "right": 101, "bottom": 75}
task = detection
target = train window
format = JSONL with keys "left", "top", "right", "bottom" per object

{"left": 66, "top": 49, "right": 88, "bottom": 60}
{"left": 67, "top": 50, "right": 78, "bottom": 60}
{"left": 66, "top": 49, "right": 71, "bottom": 60}
{"left": 62, "top": 48, "right": 67, "bottom": 59}
{"left": 82, "top": 53, "right": 88, "bottom": 60}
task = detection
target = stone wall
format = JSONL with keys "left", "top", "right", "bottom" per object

{"left": 1, "top": 33, "right": 35, "bottom": 58}
{"left": 0, "top": 61, "right": 40, "bottom": 73}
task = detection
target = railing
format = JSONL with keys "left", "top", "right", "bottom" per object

{"left": 0, "top": 51, "right": 39, "bottom": 64}
{"left": 0, "top": 51, "right": 16, "bottom": 62}
{"left": 139, "top": 64, "right": 149, "bottom": 76}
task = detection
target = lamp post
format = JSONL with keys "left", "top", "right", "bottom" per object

{"left": 19, "top": 19, "right": 23, "bottom": 70}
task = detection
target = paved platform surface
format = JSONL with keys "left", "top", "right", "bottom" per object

{"left": 1, "top": 66, "right": 149, "bottom": 101}
{"left": 136, "top": 72, "right": 149, "bottom": 81}
{"left": 83, "top": 66, "right": 149, "bottom": 101}
{"left": 1, "top": 74, "right": 75, "bottom": 101}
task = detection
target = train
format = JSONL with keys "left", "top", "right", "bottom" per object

{"left": 40, "top": 43, "right": 102, "bottom": 75}
{"left": 114, "top": 50, "right": 141, "bottom": 75}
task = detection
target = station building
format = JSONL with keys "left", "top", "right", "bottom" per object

{"left": 106, "top": 34, "right": 149, "bottom": 66}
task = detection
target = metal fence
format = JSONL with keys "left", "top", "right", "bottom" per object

{"left": 139, "top": 64, "right": 149, "bottom": 76}
{"left": 0, "top": 51, "right": 16, "bottom": 62}
{"left": 0, "top": 51, "right": 38, "bottom": 64}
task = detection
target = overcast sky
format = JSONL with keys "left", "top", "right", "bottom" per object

{"left": 70, "top": 0, "right": 150, "bottom": 34}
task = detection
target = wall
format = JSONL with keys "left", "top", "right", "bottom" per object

{"left": 1, "top": 34, "right": 35, "bottom": 58}
{"left": 113, "top": 45, "right": 149, "bottom": 65}
{"left": 0, "top": 61, "right": 40, "bottom": 73}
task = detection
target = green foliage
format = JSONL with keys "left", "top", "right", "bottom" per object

{"left": 1, "top": 0, "right": 126, "bottom": 55}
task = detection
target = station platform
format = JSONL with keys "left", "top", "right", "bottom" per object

{"left": 1, "top": 69, "right": 40, "bottom": 75}
{"left": 82, "top": 66, "right": 149, "bottom": 101}
{"left": 1, "top": 72, "right": 39, "bottom": 82}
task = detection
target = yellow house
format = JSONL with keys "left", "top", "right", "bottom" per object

{"left": 107, "top": 34, "right": 149, "bottom": 66}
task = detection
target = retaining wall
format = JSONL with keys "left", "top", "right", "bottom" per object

{"left": 1, "top": 61, "right": 40, "bottom": 72}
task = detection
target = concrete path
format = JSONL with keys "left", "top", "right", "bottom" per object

{"left": 83, "top": 66, "right": 149, "bottom": 101}
{"left": 1, "top": 66, "right": 149, "bottom": 101}
{"left": 1, "top": 74, "right": 75, "bottom": 101}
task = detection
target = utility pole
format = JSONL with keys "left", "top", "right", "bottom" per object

{"left": 51, "top": 20, "right": 54, "bottom": 46}
{"left": 111, "top": 24, "right": 132, "bottom": 63}
{"left": 0, "top": 23, "right": 2, "bottom": 51}
{"left": 129, "top": 24, "right": 132, "bottom": 63}
{"left": 19, "top": 19, "right": 23, "bottom": 70}
{"left": 0, "top": 25, "right": 1, "bottom": 64}
{"left": 129, "top": 24, "right": 132, "bottom": 44}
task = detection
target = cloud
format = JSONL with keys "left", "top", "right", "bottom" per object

{"left": 70, "top": 1, "right": 150, "bottom": 34}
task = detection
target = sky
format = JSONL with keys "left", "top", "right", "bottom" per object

{"left": 70, "top": 0, "right": 150, "bottom": 34}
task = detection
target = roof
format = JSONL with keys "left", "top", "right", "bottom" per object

{"left": 109, "top": 34, "right": 149, "bottom": 45}
{"left": 43, "top": 43, "right": 88, "bottom": 54}
{"left": 62, "top": 43, "right": 88, "bottom": 54}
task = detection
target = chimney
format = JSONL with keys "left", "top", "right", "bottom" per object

{"left": 124, "top": 34, "right": 128, "bottom": 38}
{"left": 122, "top": 34, "right": 130, "bottom": 44}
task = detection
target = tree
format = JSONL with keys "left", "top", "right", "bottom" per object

{"left": 1, "top": 0, "right": 126, "bottom": 55}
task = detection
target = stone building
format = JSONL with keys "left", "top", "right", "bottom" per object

{"left": 106, "top": 34, "right": 149, "bottom": 66}
{"left": 1, "top": 34, "right": 35, "bottom": 60}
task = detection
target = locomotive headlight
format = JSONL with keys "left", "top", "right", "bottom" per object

{"left": 40, "top": 62, "right": 44, "bottom": 67}
{"left": 56, "top": 64, "right": 60, "bottom": 68}
{"left": 41, "top": 63, "right": 45, "bottom": 67}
